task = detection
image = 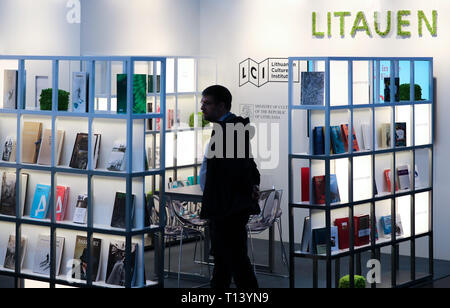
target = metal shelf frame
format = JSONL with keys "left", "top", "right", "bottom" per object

{"left": 0, "top": 55, "right": 168, "bottom": 288}
{"left": 288, "top": 57, "right": 434, "bottom": 288}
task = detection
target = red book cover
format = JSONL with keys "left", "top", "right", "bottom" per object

{"left": 301, "top": 168, "right": 310, "bottom": 202}
{"left": 334, "top": 218, "right": 349, "bottom": 250}
{"left": 354, "top": 215, "right": 370, "bottom": 247}
{"left": 384, "top": 169, "right": 398, "bottom": 193}
{"left": 50, "top": 186, "right": 69, "bottom": 221}
{"left": 341, "top": 124, "right": 360, "bottom": 152}
{"left": 312, "top": 176, "right": 325, "bottom": 204}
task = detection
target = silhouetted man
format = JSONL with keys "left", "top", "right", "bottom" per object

{"left": 199, "top": 85, "right": 260, "bottom": 289}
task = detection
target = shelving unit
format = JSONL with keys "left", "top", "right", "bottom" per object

{"left": 0, "top": 55, "right": 167, "bottom": 288}
{"left": 288, "top": 57, "right": 434, "bottom": 288}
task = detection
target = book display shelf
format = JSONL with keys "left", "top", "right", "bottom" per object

{"left": 0, "top": 55, "right": 168, "bottom": 288}
{"left": 288, "top": 57, "right": 434, "bottom": 288}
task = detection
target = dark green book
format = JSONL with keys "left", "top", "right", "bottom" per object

{"left": 148, "top": 75, "right": 161, "bottom": 94}
{"left": 117, "top": 74, "right": 147, "bottom": 114}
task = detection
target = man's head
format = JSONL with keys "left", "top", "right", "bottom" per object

{"left": 201, "top": 85, "right": 232, "bottom": 122}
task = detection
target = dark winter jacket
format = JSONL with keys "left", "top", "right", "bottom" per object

{"left": 200, "top": 114, "right": 261, "bottom": 220}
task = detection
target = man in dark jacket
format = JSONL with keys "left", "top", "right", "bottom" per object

{"left": 199, "top": 85, "right": 260, "bottom": 289}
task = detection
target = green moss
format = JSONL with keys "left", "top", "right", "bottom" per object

{"left": 339, "top": 275, "right": 366, "bottom": 288}
{"left": 189, "top": 112, "right": 210, "bottom": 128}
{"left": 312, "top": 12, "right": 325, "bottom": 38}
{"left": 397, "top": 10, "right": 411, "bottom": 37}
{"left": 399, "top": 84, "right": 423, "bottom": 101}
{"left": 351, "top": 11, "right": 372, "bottom": 37}
{"left": 327, "top": 12, "right": 332, "bottom": 37}
{"left": 418, "top": 10, "right": 437, "bottom": 37}
{"left": 39, "top": 88, "right": 70, "bottom": 111}
{"left": 334, "top": 12, "right": 351, "bottom": 37}
{"left": 374, "top": 11, "right": 392, "bottom": 37}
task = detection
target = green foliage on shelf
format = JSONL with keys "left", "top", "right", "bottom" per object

{"left": 39, "top": 88, "right": 70, "bottom": 111}
{"left": 397, "top": 10, "right": 411, "bottom": 37}
{"left": 418, "top": 10, "right": 437, "bottom": 37}
{"left": 351, "top": 11, "right": 372, "bottom": 37}
{"left": 339, "top": 275, "right": 366, "bottom": 288}
{"left": 189, "top": 112, "right": 210, "bottom": 128}
{"left": 374, "top": 11, "right": 392, "bottom": 37}
{"left": 399, "top": 84, "right": 423, "bottom": 101}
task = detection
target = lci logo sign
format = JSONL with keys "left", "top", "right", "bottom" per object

{"left": 239, "top": 58, "right": 300, "bottom": 87}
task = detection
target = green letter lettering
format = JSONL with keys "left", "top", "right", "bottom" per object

{"left": 374, "top": 11, "right": 392, "bottom": 37}
{"left": 312, "top": 12, "right": 325, "bottom": 38}
{"left": 397, "top": 10, "right": 411, "bottom": 37}
{"left": 334, "top": 11, "right": 351, "bottom": 37}
{"left": 351, "top": 11, "right": 372, "bottom": 37}
{"left": 418, "top": 10, "right": 437, "bottom": 37}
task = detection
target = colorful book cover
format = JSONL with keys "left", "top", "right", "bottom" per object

{"left": 105, "top": 240, "right": 138, "bottom": 286}
{"left": 72, "top": 236, "right": 101, "bottom": 282}
{"left": 312, "top": 176, "right": 325, "bottom": 204}
{"left": 301, "top": 72, "right": 324, "bottom": 106}
{"left": 30, "top": 184, "right": 51, "bottom": 219}
{"left": 117, "top": 74, "right": 147, "bottom": 114}
{"left": 313, "top": 126, "right": 324, "bottom": 155}
{"left": 329, "top": 174, "right": 341, "bottom": 204}
{"left": 397, "top": 165, "right": 410, "bottom": 190}
{"left": 380, "top": 215, "right": 392, "bottom": 236}
{"left": 335, "top": 218, "right": 349, "bottom": 250}
{"left": 384, "top": 169, "right": 398, "bottom": 193}
{"left": 71, "top": 72, "right": 88, "bottom": 112}
{"left": 51, "top": 186, "right": 69, "bottom": 222}
{"left": 330, "top": 126, "right": 345, "bottom": 154}
{"left": 354, "top": 215, "right": 370, "bottom": 247}
{"left": 312, "top": 226, "right": 339, "bottom": 255}
{"left": 69, "top": 133, "right": 101, "bottom": 170}
{"left": 111, "top": 192, "right": 135, "bottom": 229}
{"left": 106, "top": 142, "right": 126, "bottom": 172}
{"left": 341, "top": 124, "right": 360, "bottom": 152}
{"left": 73, "top": 194, "right": 88, "bottom": 224}
{"left": 32, "top": 235, "right": 65, "bottom": 276}
{"left": 301, "top": 167, "right": 310, "bottom": 202}
{"left": 395, "top": 122, "right": 407, "bottom": 147}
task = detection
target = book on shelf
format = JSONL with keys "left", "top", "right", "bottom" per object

{"left": 4, "top": 235, "right": 27, "bottom": 270}
{"left": 330, "top": 126, "right": 345, "bottom": 154}
{"left": 300, "top": 216, "right": 311, "bottom": 252}
{"left": 147, "top": 102, "right": 153, "bottom": 130}
{"left": 395, "top": 122, "right": 407, "bottom": 147}
{"left": 37, "top": 129, "right": 65, "bottom": 166}
{"left": 71, "top": 72, "right": 89, "bottom": 112}
{"left": 72, "top": 235, "right": 101, "bottom": 282}
{"left": 117, "top": 74, "right": 147, "bottom": 114}
{"left": 334, "top": 218, "right": 350, "bottom": 250}
{"left": 312, "top": 226, "right": 339, "bottom": 255}
{"left": 312, "top": 174, "right": 340, "bottom": 205}
{"left": 397, "top": 165, "right": 411, "bottom": 190}
{"left": 301, "top": 72, "right": 324, "bottom": 106}
{"left": 301, "top": 167, "right": 310, "bottom": 202}
{"left": 2, "top": 136, "right": 16, "bottom": 162}
{"left": 49, "top": 186, "right": 70, "bottom": 222}
{"left": 383, "top": 77, "right": 400, "bottom": 102}
{"left": 73, "top": 194, "right": 88, "bottom": 224}
{"left": 380, "top": 123, "right": 391, "bottom": 148}
{"left": 341, "top": 124, "right": 360, "bottom": 152}
{"left": 354, "top": 215, "right": 370, "bottom": 247}
{"left": 0, "top": 172, "right": 28, "bottom": 217}
{"left": 148, "top": 75, "right": 161, "bottom": 94}
{"left": 22, "top": 122, "right": 43, "bottom": 164}
{"left": 105, "top": 240, "right": 138, "bottom": 286}
{"left": 106, "top": 142, "right": 126, "bottom": 172}
{"left": 30, "top": 184, "right": 51, "bottom": 219}
{"left": 111, "top": 192, "right": 136, "bottom": 229}
{"left": 384, "top": 169, "right": 398, "bottom": 193}
{"left": 3, "top": 70, "right": 18, "bottom": 109}
{"left": 69, "top": 133, "right": 101, "bottom": 170}
{"left": 380, "top": 215, "right": 404, "bottom": 238}
{"left": 32, "top": 235, "right": 65, "bottom": 276}
{"left": 313, "top": 127, "right": 324, "bottom": 155}
{"left": 361, "top": 123, "right": 372, "bottom": 151}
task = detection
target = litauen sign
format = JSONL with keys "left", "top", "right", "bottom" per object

{"left": 312, "top": 10, "right": 437, "bottom": 38}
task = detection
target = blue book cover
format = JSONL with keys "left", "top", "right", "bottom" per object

{"left": 381, "top": 215, "right": 392, "bottom": 235}
{"left": 30, "top": 184, "right": 51, "bottom": 219}
{"left": 329, "top": 174, "right": 341, "bottom": 203}
{"left": 313, "top": 127, "right": 324, "bottom": 155}
{"left": 301, "top": 72, "right": 324, "bottom": 106}
{"left": 330, "top": 126, "right": 345, "bottom": 154}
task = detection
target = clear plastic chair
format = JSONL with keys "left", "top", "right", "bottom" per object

{"left": 247, "top": 189, "right": 288, "bottom": 274}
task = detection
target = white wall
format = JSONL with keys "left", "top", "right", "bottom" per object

{"left": 0, "top": 0, "right": 80, "bottom": 55}
{"left": 80, "top": 0, "right": 200, "bottom": 56}
{"left": 199, "top": 0, "right": 450, "bottom": 260}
